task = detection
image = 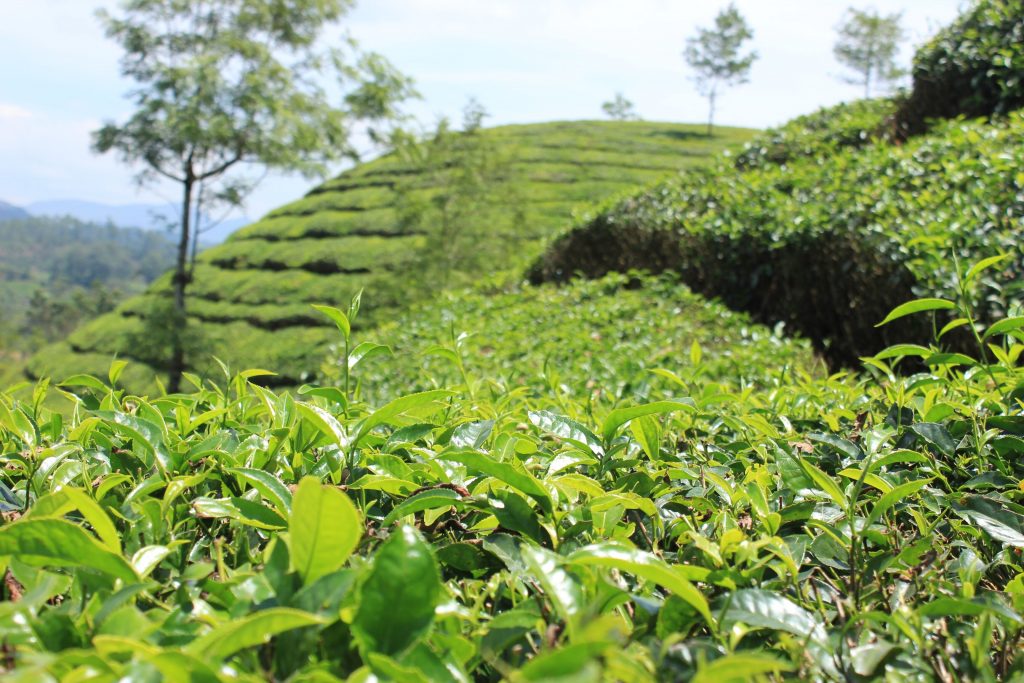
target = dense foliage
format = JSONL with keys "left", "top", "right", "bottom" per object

{"left": 1, "top": 272, "right": 1023, "bottom": 680}
{"left": 530, "top": 108, "right": 1024, "bottom": 369}
{"left": 329, "top": 273, "right": 819, "bottom": 405}
{"left": 895, "top": 0, "right": 1024, "bottom": 136}
{"left": 28, "top": 121, "right": 754, "bottom": 390}
{"left": 733, "top": 99, "right": 895, "bottom": 170}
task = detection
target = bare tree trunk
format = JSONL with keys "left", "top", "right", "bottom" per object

{"left": 168, "top": 174, "right": 193, "bottom": 393}
{"left": 707, "top": 89, "right": 717, "bottom": 137}
{"left": 189, "top": 180, "right": 204, "bottom": 277}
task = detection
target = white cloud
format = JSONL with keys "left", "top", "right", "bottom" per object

{"left": 0, "top": 104, "right": 32, "bottom": 120}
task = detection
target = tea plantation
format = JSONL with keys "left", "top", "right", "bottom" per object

{"left": 3, "top": 0, "right": 1024, "bottom": 680}
{"left": 25, "top": 121, "right": 752, "bottom": 392}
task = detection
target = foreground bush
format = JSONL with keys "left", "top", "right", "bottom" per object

{"left": 1, "top": 273, "right": 1023, "bottom": 680}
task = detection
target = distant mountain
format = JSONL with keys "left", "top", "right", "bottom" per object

{"left": 0, "top": 200, "right": 29, "bottom": 220}
{"left": 25, "top": 199, "right": 249, "bottom": 244}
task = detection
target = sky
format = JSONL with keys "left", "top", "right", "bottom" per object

{"left": 0, "top": 0, "right": 967, "bottom": 221}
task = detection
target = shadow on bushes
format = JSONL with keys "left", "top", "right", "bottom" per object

{"left": 528, "top": 223, "right": 938, "bottom": 371}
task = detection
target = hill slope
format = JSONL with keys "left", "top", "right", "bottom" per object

{"left": 28, "top": 120, "right": 754, "bottom": 389}
{"left": 530, "top": 104, "right": 1024, "bottom": 367}
{"left": 336, "top": 272, "right": 821, "bottom": 405}
{"left": 530, "top": 0, "right": 1024, "bottom": 369}
{"left": 0, "top": 215, "right": 174, "bottom": 379}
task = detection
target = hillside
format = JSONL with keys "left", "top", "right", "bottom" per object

{"left": 337, "top": 272, "right": 821, "bottom": 405}
{"left": 0, "top": 215, "right": 174, "bottom": 377}
{"left": 27, "top": 120, "right": 754, "bottom": 389}
{"left": 530, "top": 1, "right": 1024, "bottom": 370}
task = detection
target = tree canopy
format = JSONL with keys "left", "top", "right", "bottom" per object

{"left": 94, "top": 0, "right": 415, "bottom": 391}
{"left": 834, "top": 7, "right": 906, "bottom": 98}
{"left": 684, "top": 4, "right": 757, "bottom": 136}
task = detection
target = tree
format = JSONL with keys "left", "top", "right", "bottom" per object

{"left": 601, "top": 93, "right": 639, "bottom": 121}
{"left": 94, "top": 0, "right": 415, "bottom": 392}
{"left": 683, "top": 4, "right": 758, "bottom": 137}
{"left": 392, "top": 100, "right": 525, "bottom": 294}
{"left": 834, "top": 8, "right": 906, "bottom": 98}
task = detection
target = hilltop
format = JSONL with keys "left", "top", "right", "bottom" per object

{"left": 27, "top": 120, "right": 754, "bottom": 389}
{"left": 530, "top": 0, "right": 1024, "bottom": 369}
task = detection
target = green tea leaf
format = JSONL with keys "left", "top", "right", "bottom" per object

{"left": 865, "top": 479, "right": 932, "bottom": 527}
{"left": 228, "top": 467, "right": 293, "bottom": 515}
{"left": 796, "top": 458, "right": 848, "bottom": 508}
{"left": 721, "top": 589, "right": 826, "bottom": 643}
{"left": 296, "top": 403, "right": 347, "bottom": 447}
{"left": 0, "top": 518, "right": 137, "bottom": 583}
{"left": 952, "top": 496, "right": 1024, "bottom": 547}
{"left": 630, "top": 414, "right": 662, "bottom": 461}
{"left": 693, "top": 653, "right": 794, "bottom": 683}
{"left": 353, "top": 525, "right": 441, "bottom": 656}
{"left": 528, "top": 410, "right": 603, "bottom": 454}
{"left": 348, "top": 341, "right": 392, "bottom": 370}
{"left": 27, "top": 487, "right": 121, "bottom": 553}
{"left": 569, "top": 543, "right": 713, "bottom": 626}
{"left": 382, "top": 488, "right": 462, "bottom": 527}
{"left": 876, "top": 298, "right": 955, "bottom": 327}
{"left": 311, "top": 304, "right": 350, "bottom": 339}
{"left": 965, "top": 253, "right": 1011, "bottom": 284}
{"left": 289, "top": 477, "right": 362, "bottom": 584}
{"left": 440, "top": 449, "right": 552, "bottom": 514}
{"left": 186, "top": 607, "right": 327, "bottom": 660}
{"left": 983, "top": 316, "right": 1024, "bottom": 339}
{"left": 600, "top": 399, "right": 695, "bottom": 444}
{"left": 354, "top": 390, "right": 453, "bottom": 447}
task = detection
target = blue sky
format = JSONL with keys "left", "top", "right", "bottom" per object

{"left": 0, "top": 0, "right": 965, "bottom": 220}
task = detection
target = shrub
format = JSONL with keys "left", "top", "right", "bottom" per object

{"left": 895, "top": 0, "right": 1024, "bottom": 135}
{"left": 530, "top": 112, "right": 1024, "bottom": 368}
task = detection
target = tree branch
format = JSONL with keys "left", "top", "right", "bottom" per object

{"left": 197, "top": 151, "right": 244, "bottom": 181}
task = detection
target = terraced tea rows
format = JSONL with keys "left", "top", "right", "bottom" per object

{"left": 27, "top": 121, "right": 753, "bottom": 390}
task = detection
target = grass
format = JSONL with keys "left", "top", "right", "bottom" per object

{"left": 27, "top": 120, "right": 754, "bottom": 390}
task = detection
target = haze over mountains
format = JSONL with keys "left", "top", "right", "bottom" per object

{"left": 0, "top": 200, "right": 29, "bottom": 220}
{"left": 0, "top": 198, "right": 249, "bottom": 244}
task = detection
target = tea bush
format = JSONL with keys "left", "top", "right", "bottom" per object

{"left": 2, "top": 270, "right": 1023, "bottom": 680}
{"left": 530, "top": 112, "right": 1024, "bottom": 368}
{"left": 734, "top": 98, "right": 897, "bottom": 170}
{"left": 322, "top": 273, "right": 821, "bottom": 404}
{"left": 895, "top": 0, "right": 1024, "bottom": 136}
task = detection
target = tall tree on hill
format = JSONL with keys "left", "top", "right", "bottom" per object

{"left": 94, "top": 0, "right": 415, "bottom": 392}
{"left": 684, "top": 4, "right": 758, "bottom": 137}
{"left": 834, "top": 8, "right": 906, "bottom": 98}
